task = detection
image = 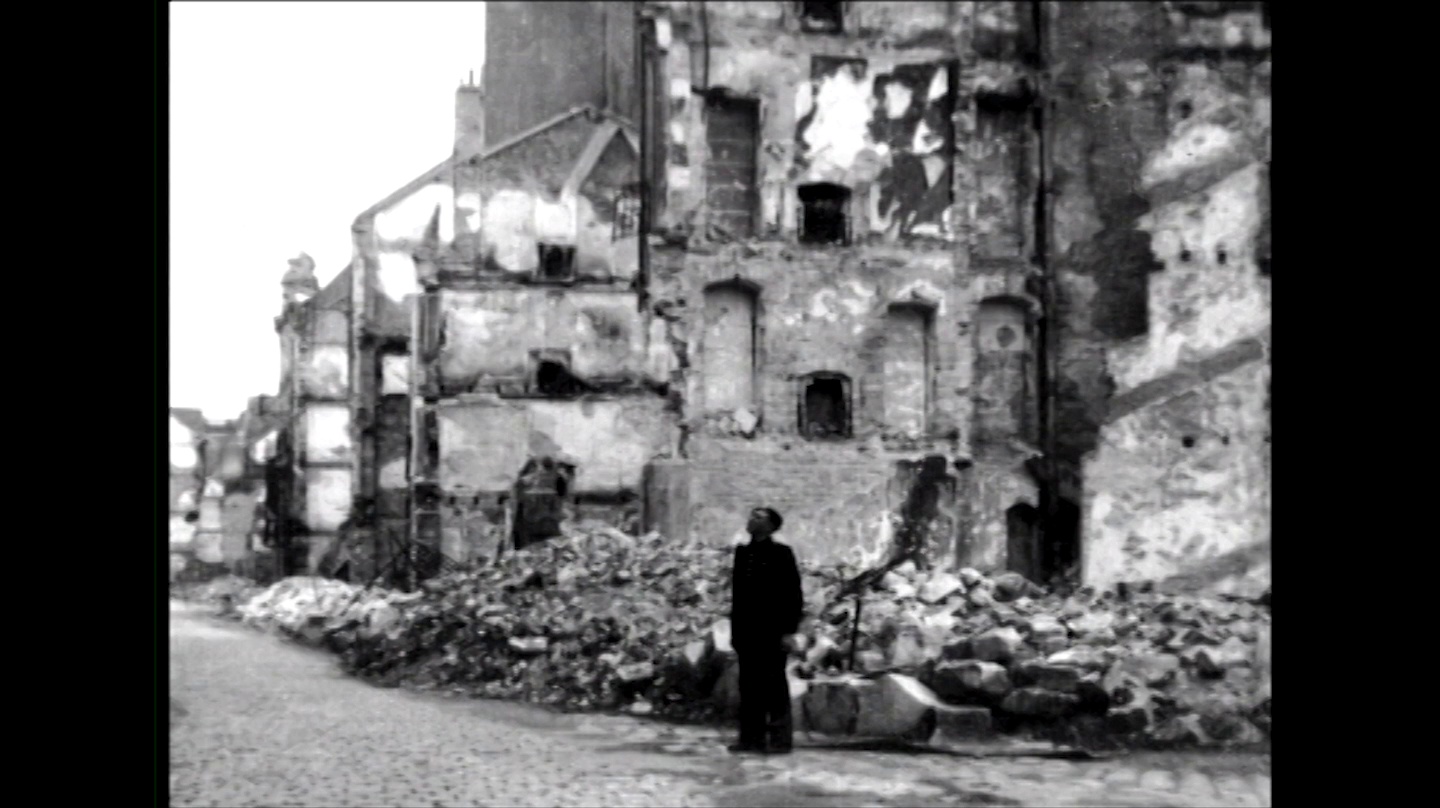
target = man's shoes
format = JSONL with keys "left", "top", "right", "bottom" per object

{"left": 727, "top": 743, "right": 765, "bottom": 754}
{"left": 765, "top": 745, "right": 793, "bottom": 755}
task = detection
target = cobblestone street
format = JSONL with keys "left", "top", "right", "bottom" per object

{"left": 169, "top": 602, "right": 1270, "bottom": 808}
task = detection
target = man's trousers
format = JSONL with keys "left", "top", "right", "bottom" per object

{"left": 735, "top": 640, "right": 792, "bottom": 750}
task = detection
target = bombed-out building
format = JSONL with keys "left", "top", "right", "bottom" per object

{"left": 303, "top": 1, "right": 1271, "bottom": 591}
{"left": 266, "top": 254, "right": 359, "bottom": 576}
{"left": 1042, "top": 1, "right": 1271, "bottom": 588}
{"left": 636, "top": 1, "right": 1049, "bottom": 573}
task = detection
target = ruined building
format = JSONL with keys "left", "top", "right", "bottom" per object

{"left": 286, "top": 1, "right": 1270, "bottom": 591}
{"left": 170, "top": 404, "right": 269, "bottom": 579}
{"left": 267, "top": 253, "right": 358, "bottom": 576}
{"left": 169, "top": 407, "right": 209, "bottom": 558}
{"left": 1043, "top": 2, "right": 1271, "bottom": 587}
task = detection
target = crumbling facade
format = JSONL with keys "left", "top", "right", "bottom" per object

{"left": 170, "top": 406, "right": 267, "bottom": 579}
{"left": 169, "top": 408, "right": 208, "bottom": 572}
{"left": 265, "top": 1, "right": 1270, "bottom": 592}
{"left": 1041, "top": 2, "right": 1271, "bottom": 587}
{"left": 268, "top": 254, "right": 357, "bottom": 576}
{"left": 637, "top": 1, "right": 1045, "bottom": 571}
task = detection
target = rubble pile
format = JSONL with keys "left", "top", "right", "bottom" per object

{"left": 236, "top": 577, "right": 372, "bottom": 640}
{"left": 799, "top": 563, "right": 1272, "bottom": 749}
{"left": 171, "top": 574, "right": 266, "bottom": 617}
{"left": 223, "top": 525, "right": 1269, "bottom": 749}
{"left": 320, "top": 526, "right": 779, "bottom": 718}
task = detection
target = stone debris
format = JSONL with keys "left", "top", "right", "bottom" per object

{"left": 171, "top": 575, "right": 266, "bottom": 617}
{"left": 215, "top": 526, "right": 1270, "bottom": 751}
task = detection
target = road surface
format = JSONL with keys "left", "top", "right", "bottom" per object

{"left": 169, "top": 601, "right": 1271, "bottom": 807}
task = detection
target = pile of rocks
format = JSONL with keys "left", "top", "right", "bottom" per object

{"left": 236, "top": 577, "right": 373, "bottom": 640}
{"left": 791, "top": 563, "right": 1271, "bottom": 749}
{"left": 318, "top": 528, "right": 756, "bottom": 717}
{"left": 171, "top": 574, "right": 266, "bottom": 617}
{"left": 221, "top": 527, "right": 1270, "bottom": 750}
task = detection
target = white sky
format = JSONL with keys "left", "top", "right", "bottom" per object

{"left": 169, "top": 2, "right": 487, "bottom": 421}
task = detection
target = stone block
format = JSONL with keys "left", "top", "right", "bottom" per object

{"left": 971, "top": 627, "right": 1024, "bottom": 663}
{"left": 886, "top": 630, "right": 928, "bottom": 669}
{"left": 806, "top": 635, "right": 838, "bottom": 668}
{"left": 1000, "top": 687, "right": 1080, "bottom": 718}
{"left": 1107, "top": 704, "right": 1151, "bottom": 734}
{"left": 1014, "top": 662, "right": 1082, "bottom": 693}
{"left": 1115, "top": 652, "right": 1182, "bottom": 686}
{"left": 855, "top": 649, "right": 887, "bottom": 673}
{"left": 1038, "top": 635, "right": 1071, "bottom": 655}
{"left": 508, "top": 636, "right": 549, "bottom": 656}
{"left": 854, "top": 674, "right": 981, "bottom": 742}
{"left": 1194, "top": 636, "right": 1251, "bottom": 677}
{"left": 919, "top": 571, "right": 964, "bottom": 604}
{"left": 801, "top": 677, "right": 870, "bottom": 735}
{"left": 932, "top": 705, "right": 993, "bottom": 743}
{"left": 1066, "top": 611, "right": 1116, "bottom": 637}
{"left": 930, "top": 660, "right": 1011, "bottom": 701}
{"left": 941, "top": 638, "right": 973, "bottom": 660}
{"left": 1045, "top": 646, "right": 1109, "bottom": 672}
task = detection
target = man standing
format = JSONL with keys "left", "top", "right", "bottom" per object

{"left": 729, "top": 507, "right": 804, "bottom": 755}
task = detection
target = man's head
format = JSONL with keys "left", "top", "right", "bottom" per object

{"left": 746, "top": 507, "right": 783, "bottom": 539}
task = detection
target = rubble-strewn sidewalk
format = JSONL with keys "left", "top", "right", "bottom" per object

{"left": 172, "top": 525, "right": 1271, "bottom": 752}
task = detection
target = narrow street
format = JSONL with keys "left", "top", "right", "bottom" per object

{"left": 169, "top": 602, "right": 1271, "bottom": 808}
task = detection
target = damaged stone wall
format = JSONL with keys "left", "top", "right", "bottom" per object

{"left": 1060, "top": 2, "right": 1271, "bottom": 588}
{"left": 652, "top": 243, "right": 981, "bottom": 561}
{"left": 433, "top": 290, "right": 662, "bottom": 393}
{"left": 1084, "top": 361, "right": 1269, "bottom": 587}
{"left": 482, "top": 2, "right": 640, "bottom": 150}
{"left": 455, "top": 114, "right": 641, "bottom": 281}
{"left": 272, "top": 256, "right": 358, "bottom": 575}
{"left": 640, "top": 2, "right": 1045, "bottom": 570}
{"left": 431, "top": 396, "right": 678, "bottom": 561}
{"left": 659, "top": 245, "right": 969, "bottom": 444}
{"left": 1044, "top": 2, "right": 1269, "bottom": 464}
{"left": 394, "top": 99, "right": 678, "bottom": 566}
{"left": 650, "top": 1, "right": 966, "bottom": 243}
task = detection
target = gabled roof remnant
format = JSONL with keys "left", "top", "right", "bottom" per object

{"left": 311, "top": 264, "right": 354, "bottom": 310}
{"left": 354, "top": 105, "right": 641, "bottom": 227}
{"left": 170, "top": 408, "right": 209, "bottom": 434}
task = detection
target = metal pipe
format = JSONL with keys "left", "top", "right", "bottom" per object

{"left": 1031, "top": 2, "right": 1061, "bottom": 577}
{"left": 635, "top": 4, "right": 651, "bottom": 310}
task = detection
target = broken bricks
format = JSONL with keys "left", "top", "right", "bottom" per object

{"left": 224, "top": 525, "right": 1270, "bottom": 751}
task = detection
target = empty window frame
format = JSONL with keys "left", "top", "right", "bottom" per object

{"left": 883, "top": 303, "right": 933, "bottom": 435}
{"left": 536, "top": 243, "right": 577, "bottom": 281}
{"left": 613, "top": 185, "right": 641, "bottom": 241}
{"left": 702, "top": 282, "right": 759, "bottom": 413}
{"left": 800, "top": 372, "right": 852, "bottom": 439}
{"left": 798, "top": 183, "right": 851, "bottom": 245}
{"left": 797, "top": 2, "right": 844, "bottom": 34}
{"left": 531, "top": 350, "right": 587, "bottom": 399}
{"left": 704, "top": 96, "right": 760, "bottom": 239}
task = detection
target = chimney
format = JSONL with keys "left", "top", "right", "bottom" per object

{"left": 455, "top": 75, "right": 485, "bottom": 157}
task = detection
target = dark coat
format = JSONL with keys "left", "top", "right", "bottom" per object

{"left": 730, "top": 538, "right": 804, "bottom": 648}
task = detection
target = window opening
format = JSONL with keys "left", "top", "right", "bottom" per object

{"left": 798, "top": 183, "right": 851, "bottom": 245}
{"left": 705, "top": 96, "right": 760, "bottom": 239}
{"left": 613, "top": 185, "right": 641, "bottom": 241}
{"left": 532, "top": 352, "right": 588, "bottom": 399}
{"left": 800, "top": 373, "right": 851, "bottom": 439}
{"left": 798, "top": 2, "right": 844, "bottom": 33}
{"left": 536, "top": 243, "right": 576, "bottom": 281}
